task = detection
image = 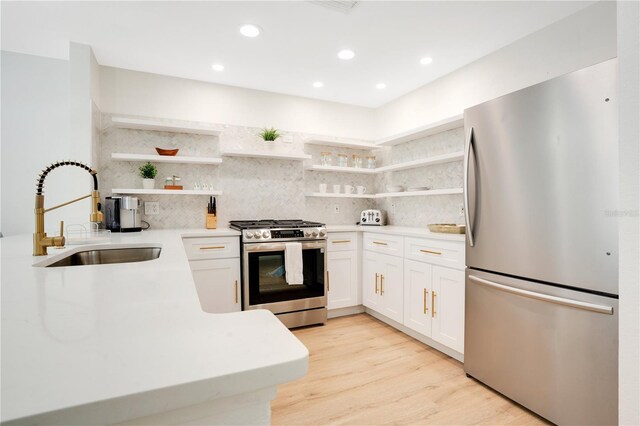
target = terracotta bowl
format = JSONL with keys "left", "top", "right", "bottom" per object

{"left": 155, "top": 147, "right": 179, "bottom": 156}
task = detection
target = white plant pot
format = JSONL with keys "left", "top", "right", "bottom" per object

{"left": 142, "top": 178, "right": 155, "bottom": 189}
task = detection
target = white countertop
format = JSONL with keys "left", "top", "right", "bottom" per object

{"left": 326, "top": 224, "right": 466, "bottom": 242}
{"left": 0, "top": 228, "right": 307, "bottom": 424}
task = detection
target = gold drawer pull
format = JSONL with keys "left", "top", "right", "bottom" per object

{"left": 373, "top": 241, "right": 388, "bottom": 246}
{"left": 375, "top": 273, "right": 379, "bottom": 294}
{"left": 380, "top": 274, "right": 385, "bottom": 295}
{"left": 332, "top": 240, "right": 352, "bottom": 244}
{"left": 420, "top": 249, "right": 442, "bottom": 255}
{"left": 423, "top": 288, "right": 428, "bottom": 314}
{"left": 199, "top": 246, "right": 225, "bottom": 250}
{"left": 432, "top": 291, "right": 436, "bottom": 318}
{"left": 234, "top": 280, "right": 238, "bottom": 304}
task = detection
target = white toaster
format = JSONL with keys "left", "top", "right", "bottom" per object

{"left": 360, "top": 209, "right": 385, "bottom": 226}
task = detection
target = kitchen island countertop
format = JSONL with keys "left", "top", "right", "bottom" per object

{"left": 0, "top": 228, "right": 307, "bottom": 424}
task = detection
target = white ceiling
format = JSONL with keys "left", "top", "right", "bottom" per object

{"left": 1, "top": 1, "right": 594, "bottom": 108}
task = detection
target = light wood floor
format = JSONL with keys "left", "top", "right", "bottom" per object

{"left": 272, "top": 314, "right": 548, "bottom": 426}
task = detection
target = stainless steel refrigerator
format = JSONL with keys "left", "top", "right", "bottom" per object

{"left": 463, "top": 58, "right": 619, "bottom": 425}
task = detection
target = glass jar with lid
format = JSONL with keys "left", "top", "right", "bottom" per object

{"left": 337, "top": 154, "right": 348, "bottom": 168}
{"left": 352, "top": 154, "right": 362, "bottom": 168}
{"left": 366, "top": 156, "right": 376, "bottom": 169}
{"left": 321, "top": 151, "right": 333, "bottom": 166}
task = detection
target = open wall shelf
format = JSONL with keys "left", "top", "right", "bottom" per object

{"left": 110, "top": 117, "right": 221, "bottom": 136}
{"left": 304, "top": 139, "right": 379, "bottom": 150}
{"left": 112, "top": 189, "right": 222, "bottom": 196}
{"left": 306, "top": 188, "right": 462, "bottom": 199}
{"left": 111, "top": 153, "right": 222, "bottom": 165}
{"left": 221, "top": 150, "right": 311, "bottom": 161}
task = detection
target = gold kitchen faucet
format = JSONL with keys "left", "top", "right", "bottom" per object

{"left": 33, "top": 161, "right": 103, "bottom": 256}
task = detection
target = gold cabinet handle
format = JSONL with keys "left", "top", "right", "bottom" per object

{"left": 235, "top": 280, "right": 238, "bottom": 304}
{"left": 380, "top": 274, "right": 385, "bottom": 295}
{"left": 423, "top": 288, "right": 428, "bottom": 314}
{"left": 332, "top": 240, "right": 351, "bottom": 244}
{"left": 327, "top": 271, "right": 330, "bottom": 292}
{"left": 373, "top": 241, "right": 388, "bottom": 246}
{"left": 199, "top": 246, "right": 225, "bottom": 250}
{"left": 375, "top": 273, "right": 379, "bottom": 294}
{"left": 420, "top": 249, "right": 442, "bottom": 255}
{"left": 432, "top": 291, "right": 436, "bottom": 318}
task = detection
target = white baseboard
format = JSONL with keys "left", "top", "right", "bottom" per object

{"left": 327, "top": 305, "right": 365, "bottom": 319}
{"left": 364, "top": 308, "right": 464, "bottom": 363}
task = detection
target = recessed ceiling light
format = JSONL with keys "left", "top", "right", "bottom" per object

{"left": 337, "top": 49, "right": 355, "bottom": 60}
{"left": 376, "top": 83, "right": 386, "bottom": 89}
{"left": 212, "top": 64, "right": 224, "bottom": 72}
{"left": 240, "top": 24, "right": 261, "bottom": 38}
{"left": 313, "top": 81, "right": 324, "bottom": 88}
{"left": 420, "top": 57, "right": 433, "bottom": 65}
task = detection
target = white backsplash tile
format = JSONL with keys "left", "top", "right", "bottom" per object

{"left": 98, "top": 114, "right": 464, "bottom": 229}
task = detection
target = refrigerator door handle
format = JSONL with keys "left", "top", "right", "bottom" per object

{"left": 468, "top": 275, "right": 614, "bottom": 315}
{"left": 464, "top": 127, "right": 475, "bottom": 247}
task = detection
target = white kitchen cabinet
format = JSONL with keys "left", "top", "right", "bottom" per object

{"left": 403, "top": 259, "right": 433, "bottom": 337}
{"left": 183, "top": 236, "right": 241, "bottom": 314}
{"left": 431, "top": 265, "right": 465, "bottom": 353}
{"left": 327, "top": 250, "right": 358, "bottom": 309}
{"left": 362, "top": 250, "right": 404, "bottom": 323}
{"left": 188, "top": 258, "right": 241, "bottom": 314}
{"left": 362, "top": 251, "right": 381, "bottom": 311}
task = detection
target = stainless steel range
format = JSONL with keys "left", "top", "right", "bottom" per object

{"left": 229, "top": 219, "right": 327, "bottom": 328}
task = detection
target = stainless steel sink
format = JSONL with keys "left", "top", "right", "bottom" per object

{"left": 45, "top": 247, "right": 162, "bottom": 267}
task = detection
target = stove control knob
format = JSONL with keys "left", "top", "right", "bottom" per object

{"left": 312, "top": 230, "right": 319, "bottom": 237}
{"left": 305, "top": 231, "right": 312, "bottom": 237}
{"left": 254, "top": 232, "right": 261, "bottom": 239}
{"left": 245, "top": 231, "right": 254, "bottom": 239}
{"left": 319, "top": 229, "right": 326, "bottom": 237}
{"left": 262, "top": 231, "right": 270, "bottom": 238}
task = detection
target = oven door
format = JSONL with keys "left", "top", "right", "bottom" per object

{"left": 243, "top": 240, "right": 327, "bottom": 314}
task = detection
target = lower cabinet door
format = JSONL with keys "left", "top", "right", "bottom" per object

{"left": 403, "top": 259, "right": 433, "bottom": 337}
{"left": 379, "top": 253, "right": 404, "bottom": 323}
{"left": 327, "top": 250, "right": 358, "bottom": 309}
{"left": 362, "top": 251, "right": 382, "bottom": 312}
{"left": 431, "top": 265, "right": 465, "bottom": 353}
{"left": 189, "top": 258, "right": 241, "bottom": 313}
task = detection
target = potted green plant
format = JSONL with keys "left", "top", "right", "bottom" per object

{"left": 259, "top": 127, "right": 281, "bottom": 143}
{"left": 139, "top": 162, "right": 158, "bottom": 189}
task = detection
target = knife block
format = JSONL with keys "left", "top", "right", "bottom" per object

{"left": 206, "top": 212, "right": 217, "bottom": 229}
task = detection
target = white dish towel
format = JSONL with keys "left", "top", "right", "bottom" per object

{"left": 285, "top": 242, "right": 304, "bottom": 285}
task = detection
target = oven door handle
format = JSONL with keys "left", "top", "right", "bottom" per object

{"left": 243, "top": 241, "right": 327, "bottom": 253}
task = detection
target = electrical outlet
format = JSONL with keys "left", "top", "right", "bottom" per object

{"left": 459, "top": 203, "right": 465, "bottom": 216}
{"left": 333, "top": 205, "right": 340, "bottom": 214}
{"left": 145, "top": 202, "right": 160, "bottom": 215}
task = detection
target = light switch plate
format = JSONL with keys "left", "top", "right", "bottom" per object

{"left": 145, "top": 202, "right": 160, "bottom": 215}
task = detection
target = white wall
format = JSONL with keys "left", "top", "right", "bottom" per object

{"left": 375, "top": 1, "right": 617, "bottom": 136}
{"left": 98, "top": 66, "right": 375, "bottom": 140}
{"left": 0, "top": 49, "right": 98, "bottom": 237}
{"left": 617, "top": 1, "right": 640, "bottom": 424}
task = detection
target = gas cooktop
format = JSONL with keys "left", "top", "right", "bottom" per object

{"left": 229, "top": 219, "right": 326, "bottom": 242}
{"left": 229, "top": 219, "right": 324, "bottom": 230}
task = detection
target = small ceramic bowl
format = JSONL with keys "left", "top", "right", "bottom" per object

{"left": 386, "top": 185, "right": 404, "bottom": 193}
{"left": 156, "top": 147, "right": 179, "bottom": 156}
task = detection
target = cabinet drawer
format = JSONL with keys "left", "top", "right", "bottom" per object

{"left": 363, "top": 233, "right": 404, "bottom": 257}
{"left": 327, "top": 232, "right": 357, "bottom": 252}
{"left": 182, "top": 236, "right": 240, "bottom": 261}
{"left": 404, "top": 237, "right": 464, "bottom": 270}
